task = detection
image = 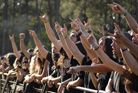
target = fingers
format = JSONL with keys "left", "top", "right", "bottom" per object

{"left": 75, "top": 15, "right": 80, "bottom": 21}
{"left": 107, "top": 4, "right": 114, "bottom": 7}
{"left": 102, "top": 26, "right": 104, "bottom": 32}
{"left": 108, "top": 32, "right": 114, "bottom": 37}
{"left": 69, "top": 18, "right": 74, "bottom": 22}
{"left": 113, "top": 2, "right": 119, "bottom": 5}
{"left": 114, "top": 23, "right": 121, "bottom": 32}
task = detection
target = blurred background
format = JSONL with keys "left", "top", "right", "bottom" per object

{"left": 0, "top": 0, "right": 137, "bottom": 55}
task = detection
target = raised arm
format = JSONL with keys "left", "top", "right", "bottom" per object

{"left": 72, "top": 17, "right": 98, "bottom": 60}
{"left": 108, "top": 2, "right": 138, "bottom": 33}
{"left": 55, "top": 22, "right": 72, "bottom": 59}
{"left": 111, "top": 23, "right": 138, "bottom": 75}
{"left": 9, "top": 35, "right": 21, "bottom": 59}
{"left": 29, "top": 30, "right": 48, "bottom": 59}
{"left": 61, "top": 24, "right": 84, "bottom": 65}
{"left": 87, "top": 34, "right": 125, "bottom": 74}
{"left": 40, "top": 13, "right": 62, "bottom": 52}
{"left": 20, "top": 33, "right": 30, "bottom": 59}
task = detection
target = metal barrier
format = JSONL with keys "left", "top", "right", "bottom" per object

{"left": 0, "top": 72, "right": 105, "bottom": 93}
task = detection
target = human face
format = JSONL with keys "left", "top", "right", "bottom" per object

{"left": 70, "top": 32, "right": 77, "bottom": 43}
{"left": 99, "top": 39, "right": 105, "bottom": 51}
{"left": 111, "top": 40, "right": 121, "bottom": 57}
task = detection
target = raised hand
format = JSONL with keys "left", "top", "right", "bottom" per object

{"left": 74, "top": 15, "right": 84, "bottom": 29}
{"left": 84, "top": 20, "right": 91, "bottom": 31}
{"left": 70, "top": 22, "right": 81, "bottom": 32}
{"left": 19, "top": 33, "right": 25, "bottom": 39}
{"left": 107, "top": 2, "right": 127, "bottom": 14}
{"left": 40, "top": 13, "right": 48, "bottom": 23}
{"left": 9, "top": 34, "right": 14, "bottom": 41}
{"left": 29, "top": 30, "right": 37, "bottom": 37}
{"left": 132, "top": 31, "right": 138, "bottom": 45}
{"left": 55, "top": 22, "right": 62, "bottom": 33}
{"left": 98, "top": 26, "right": 104, "bottom": 37}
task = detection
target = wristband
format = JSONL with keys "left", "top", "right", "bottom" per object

{"left": 81, "top": 27, "right": 86, "bottom": 31}
{"left": 124, "top": 11, "right": 128, "bottom": 16}
{"left": 61, "top": 35, "right": 69, "bottom": 40}
{"left": 94, "top": 46, "right": 99, "bottom": 51}
{"left": 77, "top": 31, "right": 83, "bottom": 37}
{"left": 121, "top": 48, "right": 127, "bottom": 52}
{"left": 90, "top": 42, "right": 97, "bottom": 50}
{"left": 57, "top": 32, "right": 62, "bottom": 35}
{"left": 87, "top": 30, "right": 92, "bottom": 33}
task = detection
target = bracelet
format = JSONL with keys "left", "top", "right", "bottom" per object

{"left": 61, "top": 83, "right": 65, "bottom": 87}
{"left": 81, "top": 27, "right": 86, "bottom": 31}
{"left": 124, "top": 11, "right": 128, "bottom": 16}
{"left": 77, "top": 31, "right": 83, "bottom": 37}
{"left": 57, "top": 32, "right": 62, "bottom": 35}
{"left": 121, "top": 48, "right": 127, "bottom": 52}
{"left": 94, "top": 46, "right": 99, "bottom": 51}
{"left": 61, "top": 35, "right": 69, "bottom": 40}
{"left": 87, "top": 30, "right": 92, "bottom": 33}
{"left": 90, "top": 42, "right": 97, "bottom": 50}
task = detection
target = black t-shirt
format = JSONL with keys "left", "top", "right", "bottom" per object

{"left": 83, "top": 61, "right": 96, "bottom": 93}
{"left": 46, "top": 52, "right": 54, "bottom": 75}
{"left": 97, "top": 72, "right": 111, "bottom": 90}
{"left": 18, "top": 54, "right": 24, "bottom": 63}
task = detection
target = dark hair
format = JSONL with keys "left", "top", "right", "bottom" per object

{"left": 7, "top": 53, "right": 16, "bottom": 66}
{"left": 52, "top": 53, "right": 60, "bottom": 62}
{"left": 71, "top": 31, "right": 81, "bottom": 41}
{"left": 124, "top": 32, "right": 132, "bottom": 41}
{"left": 27, "top": 48, "right": 34, "bottom": 53}
{"left": 76, "top": 41, "right": 87, "bottom": 56}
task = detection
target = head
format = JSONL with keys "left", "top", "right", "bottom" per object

{"left": 27, "top": 48, "right": 34, "bottom": 55}
{"left": 69, "top": 31, "right": 80, "bottom": 43}
{"left": 22, "top": 57, "right": 29, "bottom": 69}
{"left": 6, "top": 53, "right": 16, "bottom": 67}
{"left": 52, "top": 53, "right": 60, "bottom": 68}
{"left": 99, "top": 37, "right": 113, "bottom": 54}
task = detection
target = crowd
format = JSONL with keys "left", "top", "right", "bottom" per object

{"left": 0, "top": 2, "right": 138, "bottom": 93}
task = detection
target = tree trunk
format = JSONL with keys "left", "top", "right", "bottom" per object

{"left": 36, "top": 0, "right": 42, "bottom": 41}
{"left": 48, "top": 0, "right": 53, "bottom": 28}
{"left": 2, "top": 0, "right": 8, "bottom": 55}
{"left": 79, "top": 0, "right": 88, "bottom": 19}
{"left": 55, "top": 0, "right": 60, "bottom": 22}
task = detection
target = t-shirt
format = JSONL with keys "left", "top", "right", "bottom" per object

{"left": 83, "top": 61, "right": 95, "bottom": 93}
{"left": 110, "top": 61, "right": 126, "bottom": 93}
{"left": 46, "top": 52, "right": 54, "bottom": 75}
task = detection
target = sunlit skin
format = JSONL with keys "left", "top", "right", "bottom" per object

{"left": 98, "top": 39, "right": 106, "bottom": 51}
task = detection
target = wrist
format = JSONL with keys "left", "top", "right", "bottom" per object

{"left": 93, "top": 44, "right": 99, "bottom": 51}
{"left": 121, "top": 48, "right": 128, "bottom": 52}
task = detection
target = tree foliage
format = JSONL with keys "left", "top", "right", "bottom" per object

{"left": 0, "top": 0, "right": 137, "bottom": 54}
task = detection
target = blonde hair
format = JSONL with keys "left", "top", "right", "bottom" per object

{"left": 57, "top": 54, "right": 65, "bottom": 67}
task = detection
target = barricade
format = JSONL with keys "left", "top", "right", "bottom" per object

{"left": 0, "top": 72, "right": 105, "bottom": 93}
